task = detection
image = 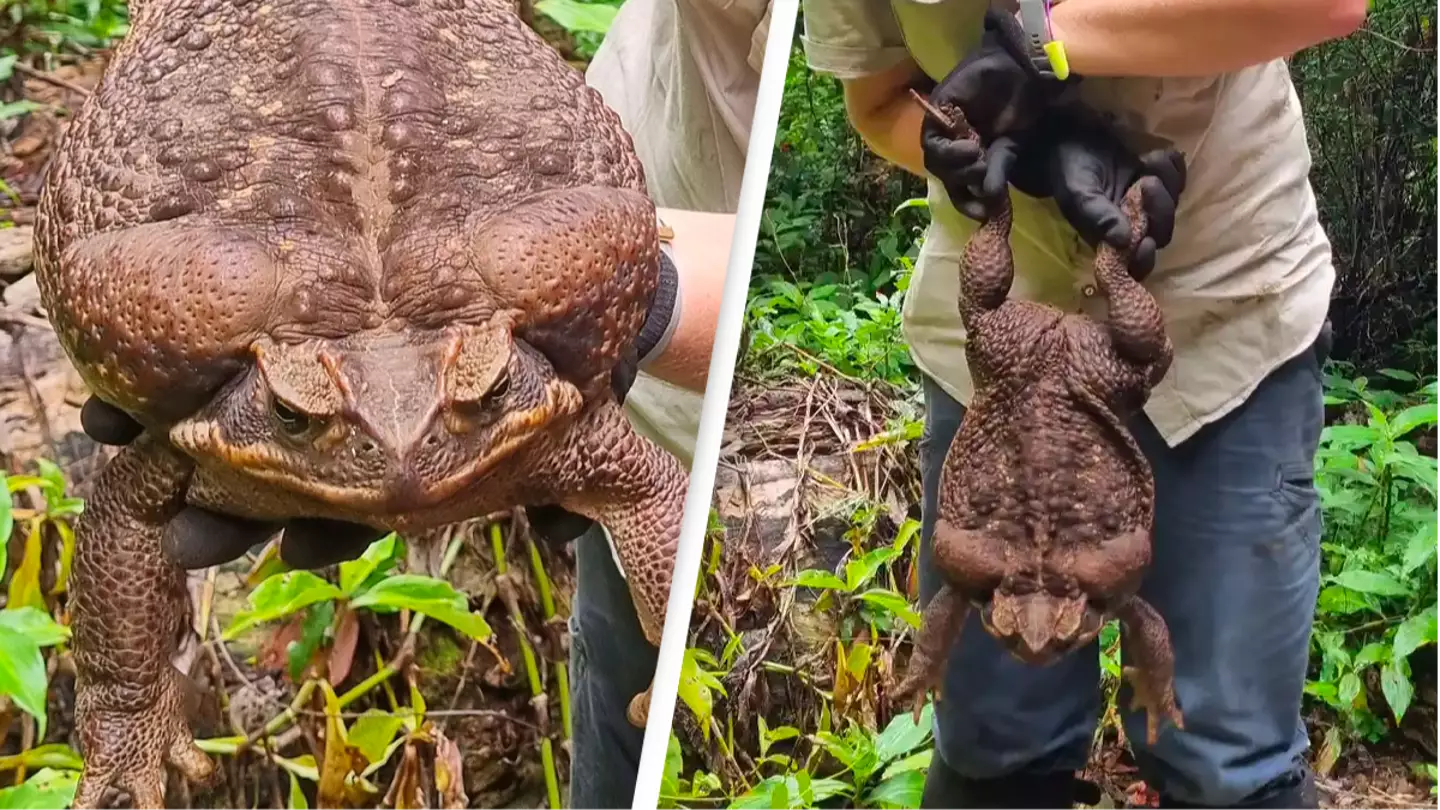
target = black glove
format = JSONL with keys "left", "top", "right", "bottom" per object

{"left": 921, "top": 9, "right": 1076, "bottom": 220}
{"left": 526, "top": 241, "right": 683, "bottom": 549}
{"left": 1043, "top": 109, "right": 1187, "bottom": 280}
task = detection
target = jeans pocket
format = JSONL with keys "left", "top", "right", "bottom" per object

{"left": 1272, "top": 459, "right": 1319, "bottom": 518}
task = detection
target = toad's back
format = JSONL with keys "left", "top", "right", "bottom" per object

{"left": 36, "top": 0, "right": 654, "bottom": 420}
{"left": 946, "top": 306, "right": 1152, "bottom": 551}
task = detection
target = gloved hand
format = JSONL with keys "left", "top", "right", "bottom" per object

{"left": 1042, "top": 109, "right": 1187, "bottom": 280}
{"left": 921, "top": 9, "right": 1075, "bottom": 220}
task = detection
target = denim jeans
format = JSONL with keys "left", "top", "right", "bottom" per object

{"left": 566, "top": 524, "right": 654, "bottom": 808}
{"left": 915, "top": 336, "right": 1327, "bottom": 807}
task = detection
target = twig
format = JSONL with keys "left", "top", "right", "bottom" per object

{"left": 12, "top": 61, "right": 93, "bottom": 97}
{"left": 907, "top": 87, "right": 960, "bottom": 135}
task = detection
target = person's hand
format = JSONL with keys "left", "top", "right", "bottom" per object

{"left": 920, "top": 10, "right": 1074, "bottom": 220}
{"left": 1044, "top": 111, "right": 1187, "bottom": 280}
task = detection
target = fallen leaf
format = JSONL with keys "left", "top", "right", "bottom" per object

{"left": 317, "top": 683, "right": 354, "bottom": 809}
{"left": 433, "top": 728, "right": 468, "bottom": 810}
{"left": 382, "top": 740, "right": 426, "bottom": 810}
{"left": 328, "top": 607, "right": 360, "bottom": 685}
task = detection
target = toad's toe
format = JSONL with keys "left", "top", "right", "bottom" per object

{"left": 73, "top": 670, "right": 214, "bottom": 809}
{"left": 627, "top": 684, "right": 653, "bottom": 727}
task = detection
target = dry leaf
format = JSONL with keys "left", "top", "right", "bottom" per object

{"left": 318, "top": 683, "right": 355, "bottom": 809}
{"left": 383, "top": 740, "right": 427, "bottom": 810}
{"left": 433, "top": 728, "right": 469, "bottom": 810}
{"left": 328, "top": 607, "right": 360, "bottom": 685}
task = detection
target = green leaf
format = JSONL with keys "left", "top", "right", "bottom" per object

{"left": 678, "top": 648, "right": 717, "bottom": 738}
{"left": 661, "top": 734, "right": 683, "bottom": 799}
{"left": 0, "top": 743, "right": 83, "bottom": 773}
{"left": 1330, "top": 570, "right": 1410, "bottom": 597}
{"left": 1403, "top": 520, "right": 1438, "bottom": 573}
{"left": 534, "top": 0, "right": 618, "bottom": 34}
{"left": 0, "top": 769, "right": 80, "bottom": 810}
{"left": 0, "top": 55, "right": 15, "bottom": 82}
{"left": 224, "top": 571, "right": 343, "bottom": 640}
{"left": 1381, "top": 661, "right": 1414, "bottom": 723}
{"left": 881, "top": 748, "right": 932, "bottom": 781}
{"left": 1353, "top": 642, "right": 1390, "bottom": 669}
{"left": 1390, "top": 402, "right": 1438, "bottom": 438}
{"left": 1393, "top": 606, "right": 1438, "bottom": 660}
{"left": 349, "top": 575, "right": 491, "bottom": 641}
{"left": 339, "top": 533, "right": 400, "bottom": 596}
{"left": 1316, "top": 585, "right": 1375, "bottom": 616}
{"left": 1338, "top": 671, "right": 1362, "bottom": 706}
{"left": 0, "top": 631, "right": 49, "bottom": 738}
{"left": 785, "top": 569, "right": 847, "bottom": 591}
{"left": 0, "top": 606, "right": 70, "bottom": 647}
{"left": 0, "top": 101, "right": 45, "bottom": 121}
{"left": 865, "top": 770, "right": 927, "bottom": 808}
{"left": 347, "top": 710, "right": 406, "bottom": 765}
{"left": 287, "top": 771, "right": 309, "bottom": 809}
{"left": 874, "top": 702, "right": 933, "bottom": 763}
{"left": 857, "top": 589, "right": 922, "bottom": 628}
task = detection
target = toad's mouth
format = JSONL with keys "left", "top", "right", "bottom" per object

{"left": 176, "top": 380, "right": 585, "bottom": 521}
{"left": 978, "top": 590, "right": 1108, "bottom": 666}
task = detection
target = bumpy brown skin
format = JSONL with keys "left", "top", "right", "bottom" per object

{"left": 34, "top": 2, "right": 686, "bottom": 806}
{"left": 895, "top": 107, "right": 1183, "bottom": 748}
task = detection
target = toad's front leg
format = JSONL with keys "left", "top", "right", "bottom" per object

{"left": 1116, "top": 595, "right": 1184, "bottom": 746}
{"left": 550, "top": 400, "right": 687, "bottom": 727}
{"left": 70, "top": 435, "right": 214, "bottom": 809}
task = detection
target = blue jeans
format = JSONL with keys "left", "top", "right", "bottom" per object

{"left": 915, "top": 338, "right": 1326, "bottom": 806}
{"left": 566, "top": 524, "right": 653, "bottom": 808}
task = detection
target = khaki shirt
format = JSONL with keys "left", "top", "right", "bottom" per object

{"left": 586, "top": 0, "right": 772, "bottom": 468}
{"left": 801, "top": 0, "right": 1336, "bottom": 446}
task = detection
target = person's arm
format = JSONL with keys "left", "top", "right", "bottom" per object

{"left": 638, "top": 207, "right": 735, "bottom": 392}
{"left": 1048, "top": 0, "right": 1367, "bottom": 77}
{"left": 840, "top": 60, "right": 931, "bottom": 178}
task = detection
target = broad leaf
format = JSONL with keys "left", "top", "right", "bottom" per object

{"left": 0, "top": 607, "right": 70, "bottom": 647}
{"left": 348, "top": 710, "right": 406, "bottom": 765}
{"left": 874, "top": 701, "right": 934, "bottom": 762}
{"left": 339, "top": 533, "right": 400, "bottom": 596}
{"left": 881, "top": 748, "right": 933, "bottom": 781}
{"left": 857, "top": 589, "right": 922, "bottom": 628}
{"left": 349, "top": 575, "right": 491, "bottom": 641}
{"left": 0, "top": 768, "right": 79, "bottom": 810}
{"left": 1381, "top": 661, "right": 1414, "bottom": 723}
{"left": 1402, "top": 519, "right": 1439, "bottom": 572}
{"left": 534, "top": 0, "right": 618, "bottom": 34}
{"left": 1390, "top": 402, "right": 1438, "bottom": 438}
{"left": 786, "top": 569, "right": 847, "bottom": 591}
{"left": 0, "top": 631, "right": 48, "bottom": 738}
{"left": 865, "top": 770, "right": 927, "bottom": 808}
{"left": 1330, "top": 570, "right": 1410, "bottom": 597}
{"left": 224, "top": 571, "right": 343, "bottom": 639}
{"left": 1393, "top": 606, "right": 1438, "bottom": 660}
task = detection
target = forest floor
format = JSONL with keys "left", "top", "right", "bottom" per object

{"left": 682, "top": 374, "right": 1436, "bottom": 809}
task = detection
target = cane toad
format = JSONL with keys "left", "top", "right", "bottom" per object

{"left": 895, "top": 104, "right": 1184, "bottom": 747}
{"left": 34, "top": 2, "right": 687, "bottom": 806}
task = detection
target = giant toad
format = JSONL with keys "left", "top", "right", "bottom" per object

{"left": 895, "top": 102, "right": 1185, "bottom": 747}
{"left": 34, "top": 1, "right": 687, "bottom": 806}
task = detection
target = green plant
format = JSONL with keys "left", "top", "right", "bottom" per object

{"left": 1306, "top": 364, "right": 1437, "bottom": 748}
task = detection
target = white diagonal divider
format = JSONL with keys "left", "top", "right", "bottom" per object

{"left": 629, "top": 3, "right": 802, "bottom": 807}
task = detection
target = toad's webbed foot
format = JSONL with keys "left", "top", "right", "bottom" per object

{"left": 69, "top": 437, "right": 215, "bottom": 809}
{"left": 1116, "top": 595, "right": 1183, "bottom": 745}
{"left": 894, "top": 585, "right": 971, "bottom": 723}
{"left": 554, "top": 400, "right": 687, "bottom": 728}
{"left": 72, "top": 668, "right": 215, "bottom": 809}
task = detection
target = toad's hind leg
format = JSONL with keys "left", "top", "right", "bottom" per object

{"left": 70, "top": 436, "right": 214, "bottom": 809}
{"left": 554, "top": 400, "right": 687, "bottom": 728}
{"left": 1116, "top": 595, "right": 1184, "bottom": 746}
{"left": 1092, "top": 184, "right": 1172, "bottom": 379}
{"left": 894, "top": 585, "right": 971, "bottom": 723}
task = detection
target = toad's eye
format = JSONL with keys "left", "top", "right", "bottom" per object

{"left": 481, "top": 371, "right": 510, "bottom": 407}
{"left": 272, "top": 398, "right": 311, "bottom": 436}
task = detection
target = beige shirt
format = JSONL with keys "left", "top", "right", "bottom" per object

{"left": 586, "top": 0, "right": 773, "bottom": 466}
{"left": 801, "top": 0, "right": 1336, "bottom": 446}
